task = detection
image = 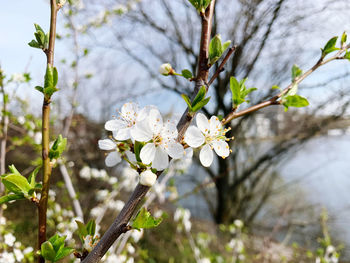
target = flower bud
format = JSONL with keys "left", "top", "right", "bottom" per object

{"left": 159, "top": 63, "right": 174, "bottom": 76}
{"left": 140, "top": 170, "right": 157, "bottom": 186}
{"left": 57, "top": 0, "right": 66, "bottom": 7}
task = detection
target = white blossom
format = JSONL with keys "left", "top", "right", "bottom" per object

{"left": 98, "top": 139, "right": 122, "bottom": 167}
{"left": 184, "top": 113, "right": 231, "bottom": 167}
{"left": 23, "top": 247, "right": 33, "bottom": 254}
{"left": 79, "top": 166, "right": 91, "bottom": 179}
{"left": 107, "top": 200, "right": 124, "bottom": 212}
{"left": 4, "top": 233, "right": 16, "bottom": 246}
{"left": 17, "top": 116, "right": 25, "bottom": 125}
{"left": 96, "top": 189, "right": 109, "bottom": 201}
{"left": 14, "top": 248, "right": 24, "bottom": 261}
{"left": 127, "top": 244, "right": 135, "bottom": 254}
{"left": 131, "top": 108, "right": 184, "bottom": 170}
{"left": 11, "top": 73, "right": 25, "bottom": 82}
{"left": 105, "top": 102, "right": 139, "bottom": 141}
{"left": 121, "top": 167, "right": 139, "bottom": 191}
{"left": 130, "top": 229, "right": 143, "bottom": 243}
{"left": 140, "top": 170, "right": 157, "bottom": 186}
{"left": 0, "top": 251, "right": 15, "bottom": 263}
{"left": 234, "top": 219, "right": 243, "bottom": 228}
{"left": 83, "top": 235, "right": 99, "bottom": 252}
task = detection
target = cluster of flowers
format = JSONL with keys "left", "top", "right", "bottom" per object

{"left": 99, "top": 103, "right": 232, "bottom": 187}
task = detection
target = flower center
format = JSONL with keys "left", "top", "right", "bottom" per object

{"left": 153, "top": 134, "right": 163, "bottom": 146}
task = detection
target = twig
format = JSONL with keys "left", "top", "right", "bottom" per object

{"left": 82, "top": 1, "right": 216, "bottom": 262}
{"left": 37, "top": 1, "right": 60, "bottom": 262}
{"left": 222, "top": 47, "right": 350, "bottom": 125}
{"left": 208, "top": 46, "right": 236, "bottom": 86}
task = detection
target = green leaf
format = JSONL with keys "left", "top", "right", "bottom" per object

{"left": 191, "top": 96, "right": 211, "bottom": 112}
{"left": 28, "top": 166, "right": 41, "bottom": 189}
{"left": 230, "top": 76, "right": 241, "bottom": 106}
{"left": 86, "top": 219, "right": 96, "bottom": 236}
{"left": 49, "top": 135, "right": 67, "bottom": 160}
{"left": 344, "top": 51, "right": 350, "bottom": 61}
{"left": 44, "top": 65, "right": 54, "bottom": 89}
{"left": 75, "top": 220, "right": 88, "bottom": 242}
{"left": 291, "top": 64, "right": 303, "bottom": 82}
{"left": 271, "top": 85, "right": 280, "bottom": 90}
{"left": 188, "top": 0, "right": 212, "bottom": 12}
{"left": 132, "top": 207, "right": 163, "bottom": 230}
{"left": 341, "top": 32, "right": 347, "bottom": 47}
{"left": 55, "top": 247, "right": 74, "bottom": 262}
{"left": 222, "top": 40, "right": 231, "bottom": 52}
{"left": 134, "top": 141, "right": 145, "bottom": 163}
{"left": 181, "top": 69, "right": 193, "bottom": 79}
{"left": 49, "top": 234, "right": 66, "bottom": 252}
{"left": 44, "top": 86, "right": 59, "bottom": 98}
{"left": 35, "top": 86, "right": 44, "bottom": 93}
{"left": 41, "top": 241, "right": 56, "bottom": 262}
{"left": 321, "top": 36, "right": 339, "bottom": 57}
{"left": 34, "top": 23, "right": 45, "bottom": 34}
{"left": 282, "top": 94, "right": 309, "bottom": 111}
{"left": 34, "top": 31, "right": 46, "bottom": 46}
{"left": 0, "top": 193, "right": 25, "bottom": 204}
{"left": 209, "top": 34, "right": 223, "bottom": 65}
{"left": 181, "top": 94, "right": 192, "bottom": 110}
{"left": 191, "top": 85, "right": 207, "bottom": 108}
{"left": 53, "top": 67, "right": 58, "bottom": 87}
{"left": 1, "top": 172, "right": 31, "bottom": 196}
{"left": 28, "top": 40, "right": 41, "bottom": 49}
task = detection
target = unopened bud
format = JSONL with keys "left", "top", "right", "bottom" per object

{"left": 159, "top": 63, "right": 174, "bottom": 76}
{"left": 140, "top": 170, "right": 157, "bottom": 186}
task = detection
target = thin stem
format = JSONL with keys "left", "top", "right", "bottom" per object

{"left": 222, "top": 49, "right": 348, "bottom": 125}
{"left": 208, "top": 46, "right": 236, "bottom": 86}
{"left": 82, "top": 2, "right": 216, "bottom": 262}
{"left": 0, "top": 69, "right": 8, "bottom": 195}
{"left": 37, "top": 1, "right": 59, "bottom": 262}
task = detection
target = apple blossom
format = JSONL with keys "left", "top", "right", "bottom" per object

{"left": 159, "top": 63, "right": 173, "bottom": 76}
{"left": 184, "top": 113, "right": 231, "bottom": 167}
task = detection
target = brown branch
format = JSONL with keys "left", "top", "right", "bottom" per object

{"left": 208, "top": 46, "right": 236, "bottom": 86}
{"left": 82, "top": 1, "right": 216, "bottom": 262}
{"left": 37, "top": 1, "right": 60, "bottom": 262}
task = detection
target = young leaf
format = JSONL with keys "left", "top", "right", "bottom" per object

{"left": 181, "top": 69, "right": 193, "bottom": 79}
{"left": 209, "top": 34, "right": 223, "bottom": 65}
{"left": 321, "top": 36, "right": 339, "bottom": 57}
{"left": 28, "top": 166, "right": 41, "bottom": 189}
{"left": 282, "top": 94, "right": 309, "bottom": 111}
{"left": 134, "top": 141, "right": 145, "bottom": 163}
{"left": 28, "top": 40, "right": 40, "bottom": 49}
{"left": 0, "top": 193, "right": 25, "bottom": 204}
{"left": 44, "top": 64, "right": 54, "bottom": 89}
{"left": 344, "top": 51, "right": 350, "bottom": 61}
{"left": 222, "top": 40, "right": 231, "bottom": 52}
{"left": 55, "top": 247, "right": 74, "bottom": 262}
{"left": 271, "top": 85, "right": 280, "bottom": 90}
{"left": 41, "top": 241, "right": 56, "bottom": 262}
{"left": 75, "top": 220, "right": 88, "bottom": 242}
{"left": 230, "top": 76, "right": 241, "bottom": 106}
{"left": 191, "top": 85, "right": 206, "bottom": 108}
{"left": 53, "top": 67, "right": 58, "bottom": 87}
{"left": 341, "top": 32, "right": 347, "bottom": 47}
{"left": 181, "top": 94, "right": 192, "bottom": 110}
{"left": 191, "top": 96, "right": 211, "bottom": 112}
{"left": 1, "top": 173, "right": 32, "bottom": 196}
{"left": 34, "top": 23, "right": 45, "bottom": 34}
{"left": 132, "top": 207, "right": 163, "bottom": 230}
{"left": 86, "top": 219, "right": 96, "bottom": 236}
{"left": 291, "top": 64, "right": 303, "bottom": 82}
{"left": 49, "top": 135, "right": 67, "bottom": 160}
{"left": 35, "top": 86, "right": 44, "bottom": 93}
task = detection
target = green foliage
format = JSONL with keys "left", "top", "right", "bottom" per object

{"left": 75, "top": 219, "right": 96, "bottom": 242}
{"left": 40, "top": 234, "right": 74, "bottom": 262}
{"left": 0, "top": 165, "right": 41, "bottom": 203}
{"left": 282, "top": 94, "right": 309, "bottom": 111}
{"left": 181, "top": 86, "right": 211, "bottom": 113}
{"left": 230, "top": 76, "right": 257, "bottom": 108}
{"left": 208, "top": 34, "right": 231, "bottom": 65}
{"left": 181, "top": 69, "right": 193, "bottom": 79}
{"left": 291, "top": 64, "right": 303, "bottom": 82}
{"left": 344, "top": 51, "right": 350, "bottom": 61}
{"left": 28, "top": 23, "right": 49, "bottom": 50}
{"left": 341, "top": 32, "right": 347, "bottom": 47}
{"left": 321, "top": 36, "right": 339, "bottom": 57}
{"left": 35, "top": 64, "right": 59, "bottom": 99}
{"left": 49, "top": 134, "right": 67, "bottom": 160}
{"left": 188, "top": 0, "right": 212, "bottom": 13}
{"left": 132, "top": 207, "right": 163, "bottom": 230}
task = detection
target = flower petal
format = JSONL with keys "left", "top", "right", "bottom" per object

{"left": 152, "top": 147, "right": 169, "bottom": 170}
{"left": 140, "top": 143, "right": 156, "bottom": 164}
{"left": 130, "top": 120, "right": 153, "bottom": 142}
{"left": 209, "top": 116, "right": 222, "bottom": 136}
{"left": 98, "top": 139, "right": 116, "bottom": 150}
{"left": 105, "top": 151, "right": 121, "bottom": 167}
{"left": 212, "top": 140, "right": 230, "bottom": 158}
{"left": 196, "top": 113, "right": 210, "bottom": 134}
{"left": 161, "top": 122, "right": 178, "bottom": 140}
{"left": 184, "top": 126, "right": 205, "bottom": 148}
{"left": 115, "top": 127, "right": 130, "bottom": 141}
{"left": 125, "top": 150, "right": 137, "bottom": 163}
{"left": 199, "top": 144, "right": 213, "bottom": 167}
{"left": 105, "top": 119, "right": 125, "bottom": 131}
{"left": 137, "top": 105, "right": 157, "bottom": 122}
{"left": 121, "top": 102, "right": 138, "bottom": 117}
{"left": 166, "top": 142, "right": 184, "bottom": 159}
{"left": 148, "top": 108, "right": 163, "bottom": 135}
